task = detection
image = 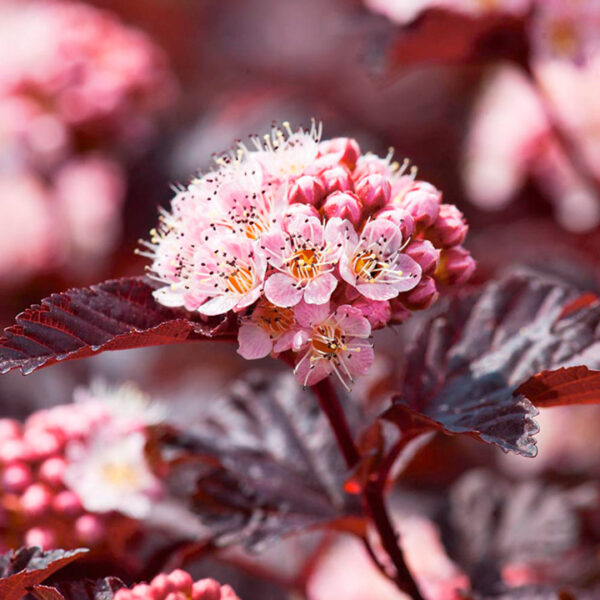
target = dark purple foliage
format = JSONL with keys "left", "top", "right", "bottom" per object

{"left": 0, "top": 277, "right": 236, "bottom": 375}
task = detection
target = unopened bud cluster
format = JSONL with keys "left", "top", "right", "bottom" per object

{"left": 0, "top": 383, "right": 161, "bottom": 553}
{"left": 114, "top": 569, "right": 241, "bottom": 600}
{"left": 145, "top": 122, "right": 474, "bottom": 389}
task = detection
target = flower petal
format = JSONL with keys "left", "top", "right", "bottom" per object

{"left": 237, "top": 323, "right": 273, "bottom": 359}
{"left": 265, "top": 273, "right": 304, "bottom": 307}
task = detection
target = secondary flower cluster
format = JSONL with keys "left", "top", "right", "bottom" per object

{"left": 0, "top": 383, "right": 162, "bottom": 554}
{"left": 146, "top": 123, "right": 474, "bottom": 389}
{"left": 114, "top": 569, "right": 241, "bottom": 600}
{"left": 0, "top": 0, "right": 176, "bottom": 285}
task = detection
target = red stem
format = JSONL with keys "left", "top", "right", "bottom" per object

{"left": 311, "top": 378, "right": 424, "bottom": 600}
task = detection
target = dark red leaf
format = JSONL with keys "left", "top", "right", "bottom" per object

{"left": 30, "top": 578, "right": 125, "bottom": 600}
{"left": 383, "top": 274, "right": 600, "bottom": 456}
{"left": 148, "top": 371, "right": 364, "bottom": 548}
{"left": 437, "top": 470, "right": 598, "bottom": 598}
{"left": 0, "top": 548, "right": 87, "bottom": 600}
{"left": 0, "top": 277, "right": 236, "bottom": 375}
{"left": 385, "top": 8, "right": 529, "bottom": 70}
{"left": 516, "top": 366, "right": 600, "bottom": 408}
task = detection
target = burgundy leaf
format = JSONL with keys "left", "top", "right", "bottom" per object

{"left": 385, "top": 8, "right": 529, "bottom": 70}
{"left": 0, "top": 277, "right": 236, "bottom": 375}
{"left": 148, "top": 371, "right": 364, "bottom": 548}
{"left": 437, "top": 470, "right": 598, "bottom": 598}
{"left": 516, "top": 366, "right": 600, "bottom": 408}
{"left": 0, "top": 548, "right": 87, "bottom": 600}
{"left": 383, "top": 274, "right": 600, "bottom": 456}
{"left": 29, "top": 578, "right": 125, "bottom": 600}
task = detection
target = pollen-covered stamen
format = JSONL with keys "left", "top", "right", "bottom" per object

{"left": 351, "top": 233, "right": 409, "bottom": 285}
{"left": 254, "top": 302, "right": 295, "bottom": 338}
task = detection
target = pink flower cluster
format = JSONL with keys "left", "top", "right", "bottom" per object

{"left": 0, "top": 0, "right": 176, "bottom": 286}
{"left": 0, "top": 383, "right": 161, "bottom": 553}
{"left": 146, "top": 123, "right": 474, "bottom": 389}
{"left": 114, "top": 569, "right": 241, "bottom": 600}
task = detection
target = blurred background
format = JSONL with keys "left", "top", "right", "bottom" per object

{"left": 2, "top": 1, "right": 600, "bottom": 598}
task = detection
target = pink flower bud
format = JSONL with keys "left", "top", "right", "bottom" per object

{"left": 1, "top": 462, "right": 32, "bottom": 493}
{"left": 75, "top": 514, "right": 105, "bottom": 544}
{"left": 355, "top": 174, "right": 391, "bottom": 213}
{"left": 114, "top": 591, "right": 134, "bottom": 600}
{"left": 401, "top": 182, "right": 441, "bottom": 229}
{"left": 351, "top": 298, "right": 391, "bottom": 330}
{"left": 404, "top": 240, "right": 440, "bottom": 276}
{"left": 374, "top": 207, "right": 415, "bottom": 239}
{"left": 24, "top": 429, "right": 63, "bottom": 459}
{"left": 0, "top": 419, "right": 21, "bottom": 441}
{"left": 389, "top": 300, "right": 411, "bottom": 325}
{"left": 192, "top": 579, "right": 222, "bottom": 600}
{"left": 21, "top": 484, "right": 53, "bottom": 517}
{"left": 318, "top": 137, "right": 361, "bottom": 170}
{"left": 400, "top": 276, "right": 439, "bottom": 310}
{"left": 0, "top": 438, "right": 31, "bottom": 463}
{"left": 427, "top": 204, "right": 468, "bottom": 248}
{"left": 353, "top": 157, "right": 392, "bottom": 180}
{"left": 287, "top": 175, "right": 325, "bottom": 207}
{"left": 24, "top": 526, "right": 56, "bottom": 550}
{"left": 165, "top": 593, "right": 187, "bottom": 600}
{"left": 283, "top": 203, "right": 320, "bottom": 226}
{"left": 131, "top": 584, "right": 156, "bottom": 600}
{"left": 322, "top": 191, "right": 363, "bottom": 226}
{"left": 53, "top": 490, "right": 82, "bottom": 515}
{"left": 436, "top": 246, "right": 476, "bottom": 285}
{"left": 151, "top": 573, "right": 176, "bottom": 597}
{"left": 39, "top": 457, "right": 68, "bottom": 486}
{"left": 320, "top": 166, "right": 353, "bottom": 194}
{"left": 220, "top": 585, "right": 241, "bottom": 600}
{"left": 167, "top": 570, "right": 193, "bottom": 593}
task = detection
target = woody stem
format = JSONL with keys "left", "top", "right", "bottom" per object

{"left": 311, "top": 378, "right": 424, "bottom": 600}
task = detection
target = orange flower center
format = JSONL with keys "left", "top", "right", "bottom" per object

{"left": 227, "top": 267, "right": 254, "bottom": 294}
{"left": 289, "top": 249, "right": 319, "bottom": 280}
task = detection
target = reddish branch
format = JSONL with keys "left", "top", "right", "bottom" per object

{"left": 311, "top": 378, "right": 424, "bottom": 600}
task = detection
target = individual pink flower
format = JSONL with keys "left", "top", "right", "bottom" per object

{"left": 237, "top": 298, "right": 298, "bottom": 359}
{"left": 191, "top": 234, "right": 267, "bottom": 316}
{"left": 293, "top": 302, "right": 374, "bottom": 389}
{"left": 261, "top": 216, "right": 345, "bottom": 307}
{"left": 339, "top": 219, "right": 422, "bottom": 301}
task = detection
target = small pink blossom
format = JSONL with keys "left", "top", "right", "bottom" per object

{"left": 339, "top": 219, "right": 422, "bottom": 301}
{"left": 237, "top": 299, "right": 298, "bottom": 359}
{"left": 293, "top": 302, "right": 374, "bottom": 389}
{"left": 262, "top": 216, "right": 344, "bottom": 307}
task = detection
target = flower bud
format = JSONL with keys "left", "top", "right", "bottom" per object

{"left": 165, "top": 593, "right": 187, "bottom": 600}
{"left": 24, "top": 526, "right": 56, "bottom": 550}
{"left": 53, "top": 490, "right": 83, "bottom": 515}
{"left": 0, "top": 419, "right": 21, "bottom": 441}
{"left": 114, "top": 591, "right": 134, "bottom": 600}
{"left": 355, "top": 174, "right": 391, "bottom": 213}
{"left": 435, "top": 246, "right": 476, "bottom": 285}
{"left": 0, "top": 438, "right": 31, "bottom": 463}
{"left": 1, "top": 462, "right": 32, "bottom": 493}
{"left": 401, "top": 182, "right": 441, "bottom": 229}
{"left": 39, "top": 456, "right": 68, "bottom": 486}
{"left": 399, "top": 276, "right": 439, "bottom": 310}
{"left": 131, "top": 584, "right": 157, "bottom": 600}
{"left": 24, "top": 428, "right": 63, "bottom": 460}
{"left": 352, "top": 298, "right": 391, "bottom": 330}
{"left": 287, "top": 175, "right": 325, "bottom": 207}
{"left": 168, "top": 570, "right": 193, "bottom": 594}
{"left": 353, "top": 157, "right": 393, "bottom": 180}
{"left": 151, "top": 574, "right": 176, "bottom": 597}
{"left": 389, "top": 300, "right": 411, "bottom": 325}
{"left": 322, "top": 191, "right": 363, "bottom": 226}
{"left": 404, "top": 240, "right": 440, "bottom": 276}
{"left": 75, "top": 514, "right": 105, "bottom": 544}
{"left": 321, "top": 166, "right": 353, "bottom": 194}
{"left": 374, "top": 207, "right": 415, "bottom": 240}
{"left": 318, "top": 137, "right": 361, "bottom": 170}
{"left": 427, "top": 204, "right": 468, "bottom": 248}
{"left": 192, "top": 579, "right": 222, "bottom": 600}
{"left": 21, "top": 483, "right": 53, "bottom": 517}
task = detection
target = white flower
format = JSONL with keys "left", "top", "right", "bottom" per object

{"left": 64, "top": 431, "right": 162, "bottom": 519}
